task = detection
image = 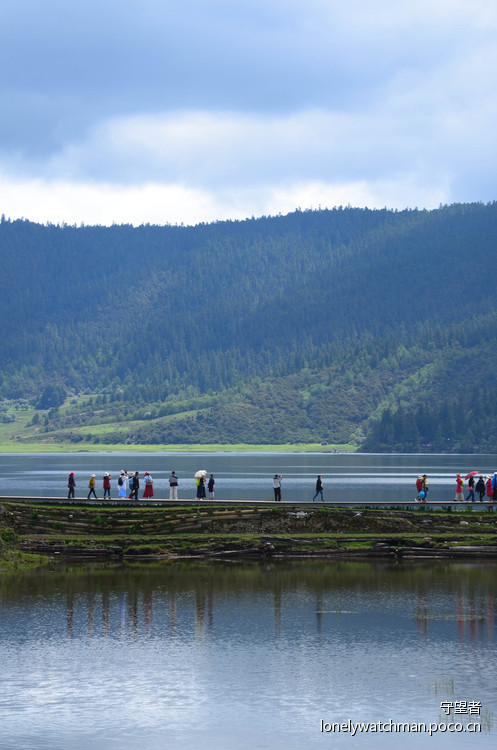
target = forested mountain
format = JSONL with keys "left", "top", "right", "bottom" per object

{"left": 1, "top": 202, "right": 497, "bottom": 451}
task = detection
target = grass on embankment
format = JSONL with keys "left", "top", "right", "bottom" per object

{"left": 0, "top": 528, "right": 49, "bottom": 570}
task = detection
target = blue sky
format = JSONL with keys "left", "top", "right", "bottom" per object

{"left": 1, "top": 0, "right": 496, "bottom": 225}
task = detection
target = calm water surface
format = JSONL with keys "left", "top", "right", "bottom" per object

{"left": 1, "top": 452, "right": 497, "bottom": 502}
{"left": 0, "top": 560, "right": 495, "bottom": 749}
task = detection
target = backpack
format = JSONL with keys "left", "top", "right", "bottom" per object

{"left": 118, "top": 476, "right": 123, "bottom": 486}
{"left": 416, "top": 477, "right": 422, "bottom": 492}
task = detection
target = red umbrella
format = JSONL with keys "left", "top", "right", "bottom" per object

{"left": 465, "top": 471, "right": 479, "bottom": 480}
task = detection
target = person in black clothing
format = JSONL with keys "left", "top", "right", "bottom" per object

{"left": 312, "top": 475, "right": 324, "bottom": 502}
{"left": 130, "top": 471, "right": 139, "bottom": 500}
{"left": 67, "top": 472, "right": 76, "bottom": 499}
{"left": 208, "top": 474, "right": 215, "bottom": 499}
{"left": 475, "top": 475, "right": 486, "bottom": 502}
{"left": 466, "top": 475, "right": 475, "bottom": 502}
{"left": 196, "top": 475, "right": 206, "bottom": 499}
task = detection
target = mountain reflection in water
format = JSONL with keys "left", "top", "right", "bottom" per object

{"left": 0, "top": 560, "right": 495, "bottom": 749}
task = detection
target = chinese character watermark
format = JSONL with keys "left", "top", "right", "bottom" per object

{"left": 440, "top": 701, "right": 481, "bottom": 716}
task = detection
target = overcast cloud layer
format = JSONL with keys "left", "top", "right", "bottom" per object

{"left": 1, "top": 0, "right": 496, "bottom": 225}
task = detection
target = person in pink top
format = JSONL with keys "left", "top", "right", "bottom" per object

{"left": 454, "top": 474, "right": 464, "bottom": 502}
{"left": 487, "top": 476, "right": 493, "bottom": 501}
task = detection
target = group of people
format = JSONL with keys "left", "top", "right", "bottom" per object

{"left": 70, "top": 470, "right": 313, "bottom": 502}
{"left": 67, "top": 469, "right": 497, "bottom": 503}
{"left": 416, "top": 473, "right": 497, "bottom": 503}
{"left": 195, "top": 473, "right": 215, "bottom": 500}
{"left": 67, "top": 470, "right": 181, "bottom": 500}
{"left": 454, "top": 473, "right": 497, "bottom": 503}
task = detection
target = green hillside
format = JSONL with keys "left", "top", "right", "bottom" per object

{"left": 1, "top": 203, "right": 497, "bottom": 451}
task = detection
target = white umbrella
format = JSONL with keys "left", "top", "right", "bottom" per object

{"left": 195, "top": 470, "right": 207, "bottom": 478}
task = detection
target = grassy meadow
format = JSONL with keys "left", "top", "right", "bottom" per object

{"left": 0, "top": 403, "right": 355, "bottom": 453}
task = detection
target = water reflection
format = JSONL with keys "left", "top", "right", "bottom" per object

{"left": 1, "top": 560, "right": 496, "bottom": 644}
{"left": 0, "top": 561, "right": 495, "bottom": 750}
{"left": 415, "top": 590, "right": 496, "bottom": 643}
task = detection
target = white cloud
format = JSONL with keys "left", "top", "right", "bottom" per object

{"left": 0, "top": 171, "right": 450, "bottom": 227}
{"left": 36, "top": 84, "right": 496, "bottom": 189}
{"left": 38, "top": 107, "right": 437, "bottom": 186}
{"left": 0, "top": 176, "right": 218, "bottom": 226}
{"left": 1, "top": 0, "right": 497, "bottom": 224}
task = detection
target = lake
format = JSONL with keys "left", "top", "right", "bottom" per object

{"left": 1, "top": 451, "right": 496, "bottom": 502}
{"left": 0, "top": 559, "right": 495, "bottom": 749}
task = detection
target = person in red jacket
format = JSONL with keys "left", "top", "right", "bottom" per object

{"left": 103, "top": 472, "right": 111, "bottom": 499}
{"left": 454, "top": 474, "right": 464, "bottom": 502}
{"left": 487, "top": 476, "right": 493, "bottom": 501}
{"left": 492, "top": 472, "right": 497, "bottom": 503}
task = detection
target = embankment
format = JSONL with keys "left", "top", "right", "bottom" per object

{"left": 1, "top": 501, "right": 497, "bottom": 562}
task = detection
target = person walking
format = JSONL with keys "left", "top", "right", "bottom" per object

{"left": 415, "top": 474, "right": 428, "bottom": 501}
{"left": 415, "top": 476, "right": 422, "bottom": 500}
{"left": 128, "top": 472, "right": 135, "bottom": 498}
{"left": 312, "top": 475, "right": 324, "bottom": 502}
{"left": 486, "top": 475, "right": 493, "bottom": 502}
{"left": 208, "top": 473, "right": 215, "bottom": 500}
{"left": 421, "top": 474, "right": 428, "bottom": 501}
{"left": 118, "top": 470, "right": 127, "bottom": 499}
{"left": 103, "top": 472, "right": 111, "bottom": 499}
{"left": 87, "top": 473, "right": 97, "bottom": 499}
{"left": 475, "top": 475, "right": 486, "bottom": 502}
{"left": 273, "top": 474, "right": 282, "bottom": 502}
{"left": 454, "top": 474, "right": 464, "bottom": 503}
{"left": 130, "top": 471, "right": 139, "bottom": 500}
{"left": 466, "top": 475, "right": 475, "bottom": 502}
{"left": 143, "top": 472, "right": 154, "bottom": 499}
{"left": 169, "top": 471, "right": 178, "bottom": 500}
{"left": 492, "top": 472, "right": 497, "bottom": 503}
{"left": 67, "top": 471, "right": 76, "bottom": 499}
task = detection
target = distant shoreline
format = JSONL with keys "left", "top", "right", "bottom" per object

{"left": 0, "top": 442, "right": 356, "bottom": 454}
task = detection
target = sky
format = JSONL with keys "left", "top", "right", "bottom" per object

{"left": 1, "top": 0, "right": 497, "bottom": 226}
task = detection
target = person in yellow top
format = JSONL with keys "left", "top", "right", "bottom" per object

{"left": 87, "top": 473, "right": 97, "bottom": 499}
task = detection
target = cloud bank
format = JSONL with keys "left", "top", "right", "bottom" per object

{"left": 1, "top": 0, "right": 496, "bottom": 224}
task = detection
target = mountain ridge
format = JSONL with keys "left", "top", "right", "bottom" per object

{"left": 1, "top": 203, "right": 497, "bottom": 451}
